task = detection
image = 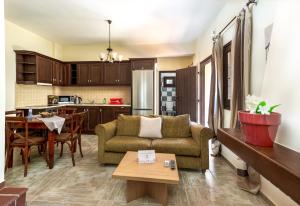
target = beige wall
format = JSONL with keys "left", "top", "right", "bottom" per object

{"left": 0, "top": 0, "right": 6, "bottom": 183}
{"left": 193, "top": 0, "right": 298, "bottom": 205}
{"left": 260, "top": 3, "right": 300, "bottom": 203}
{"left": 5, "top": 20, "right": 63, "bottom": 110}
{"left": 157, "top": 55, "right": 194, "bottom": 71}
{"left": 62, "top": 42, "right": 194, "bottom": 62}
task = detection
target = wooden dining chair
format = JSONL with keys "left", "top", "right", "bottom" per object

{"left": 57, "top": 107, "right": 77, "bottom": 115}
{"left": 5, "top": 110, "right": 24, "bottom": 117}
{"left": 5, "top": 116, "right": 48, "bottom": 177}
{"left": 56, "top": 111, "right": 87, "bottom": 166}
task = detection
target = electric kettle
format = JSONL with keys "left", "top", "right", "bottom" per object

{"left": 74, "top": 95, "right": 82, "bottom": 104}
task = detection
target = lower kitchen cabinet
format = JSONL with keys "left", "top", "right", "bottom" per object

{"left": 67, "top": 106, "right": 131, "bottom": 134}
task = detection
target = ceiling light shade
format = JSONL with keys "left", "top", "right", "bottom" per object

{"left": 99, "top": 20, "right": 122, "bottom": 63}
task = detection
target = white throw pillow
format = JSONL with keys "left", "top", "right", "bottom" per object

{"left": 139, "top": 116, "right": 162, "bottom": 138}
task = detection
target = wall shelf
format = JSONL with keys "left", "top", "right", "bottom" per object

{"left": 217, "top": 128, "right": 300, "bottom": 204}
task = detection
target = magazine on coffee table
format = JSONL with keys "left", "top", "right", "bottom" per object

{"left": 138, "top": 150, "right": 156, "bottom": 163}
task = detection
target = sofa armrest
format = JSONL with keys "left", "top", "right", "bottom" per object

{"left": 190, "top": 122, "right": 214, "bottom": 169}
{"left": 95, "top": 120, "right": 117, "bottom": 163}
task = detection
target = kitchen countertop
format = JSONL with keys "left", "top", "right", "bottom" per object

{"left": 16, "top": 104, "right": 131, "bottom": 110}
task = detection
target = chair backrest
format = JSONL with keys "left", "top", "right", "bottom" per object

{"left": 72, "top": 111, "right": 87, "bottom": 134}
{"left": 5, "top": 110, "right": 24, "bottom": 117}
{"left": 58, "top": 107, "right": 77, "bottom": 115}
{"left": 63, "top": 111, "right": 87, "bottom": 138}
{"left": 5, "top": 116, "right": 28, "bottom": 145}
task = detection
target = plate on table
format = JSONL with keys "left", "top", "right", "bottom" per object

{"left": 39, "top": 112, "right": 56, "bottom": 118}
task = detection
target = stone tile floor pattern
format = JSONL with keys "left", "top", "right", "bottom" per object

{"left": 5, "top": 135, "right": 272, "bottom": 206}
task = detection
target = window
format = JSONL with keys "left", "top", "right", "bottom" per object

{"left": 223, "top": 42, "right": 232, "bottom": 110}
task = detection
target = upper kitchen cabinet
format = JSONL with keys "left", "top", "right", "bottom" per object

{"left": 77, "top": 62, "right": 104, "bottom": 86}
{"left": 52, "top": 60, "right": 65, "bottom": 86}
{"left": 36, "top": 56, "right": 53, "bottom": 84}
{"left": 89, "top": 63, "right": 104, "bottom": 85}
{"left": 15, "top": 50, "right": 56, "bottom": 85}
{"left": 77, "top": 63, "right": 90, "bottom": 85}
{"left": 15, "top": 50, "right": 38, "bottom": 84}
{"left": 15, "top": 50, "right": 154, "bottom": 86}
{"left": 103, "top": 62, "right": 120, "bottom": 85}
{"left": 119, "top": 61, "right": 131, "bottom": 85}
{"left": 103, "top": 61, "right": 131, "bottom": 86}
{"left": 130, "top": 58, "right": 157, "bottom": 70}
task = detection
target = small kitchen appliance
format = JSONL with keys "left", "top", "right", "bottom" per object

{"left": 58, "top": 96, "right": 75, "bottom": 104}
{"left": 48, "top": 95, "right": 59, "bottom": 105}
{"left": 109, "top": 98, "right": 123, "bottom": 105}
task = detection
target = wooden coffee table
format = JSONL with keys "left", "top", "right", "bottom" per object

{"left": 112, "top": 151, "right": 179, "bottom": 206}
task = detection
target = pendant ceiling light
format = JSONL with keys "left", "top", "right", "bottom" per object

{"left": 99, "top": 20, "right": 123, "bottom": 62}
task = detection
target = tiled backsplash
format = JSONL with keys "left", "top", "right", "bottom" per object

{"left": 54, "top": 86, "right": 131, "bottom": 104}
{"left": 15, "top": 84, "right": 54, "bottom": 107}
{"left": 15, "top": 84, "right": 131, "bottom": 107}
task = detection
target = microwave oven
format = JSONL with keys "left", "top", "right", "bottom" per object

{"left": 58, "top": 96, "right": 75, "bottom": 104}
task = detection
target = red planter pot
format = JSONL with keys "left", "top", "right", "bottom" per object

{"left": 238, "top": 111, "right": 281, "bottom": 147}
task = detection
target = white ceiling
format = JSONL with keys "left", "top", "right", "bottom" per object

{"left": 5, "top": 0, "right": 227, "bottom": 45}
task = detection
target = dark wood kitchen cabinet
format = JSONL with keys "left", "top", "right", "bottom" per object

{"left": 103, "top": 62, "right": 120, "bottom": 85}
{"left": 119, "top": 62, "right": 131, "bottom": 85}
{"left": 67, "top": 106, "right": 131, "bottom": 133}
{"left": 113, "top": 106, "right": 131, "bottom": 118}
{"left": 77, "top": 63, "right": 103, "bottom": 86}
{"left": 77, "top": 64, "right": 90, "bottom": 85}
{"left": 52, "top": 61, "right": 65, "bottom": 86}
{"left": 15, "top": 50, "right": 156, "bottom": 87}
{"left": 99, "top": 107, "right": 114, "bottom": 124}
{"left": 15, "top": 51, "right": 37, "bottom": 84}
{"left": 130, "top": 58, "right": 156, "bottom": 70}
{"left": 100, "top": 106, "right": 131, "bottom": 124}
{"left": 89, "top": 63, "right": 104, "bottom": 85}
{"left": 87, "top": 107, "right": 101, "bottom": 132}
{"left": 103, "top": 61, "right": 131, "bottom": 86}
{"left": 36, "top": 56, "right": 53, "bottom": 84}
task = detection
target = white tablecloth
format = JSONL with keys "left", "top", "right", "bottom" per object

{"left": 37, "top": 116, "right": 66, "bottom": 134}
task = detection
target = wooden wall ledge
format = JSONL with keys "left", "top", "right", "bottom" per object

{"left": 217, "top": 128, "right": 300, "bottom": 204}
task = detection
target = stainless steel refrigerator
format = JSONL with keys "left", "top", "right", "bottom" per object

{"left": 132, "top": 70, "right": 154, "bottom": 115}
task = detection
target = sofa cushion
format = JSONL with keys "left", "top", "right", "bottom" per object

{"left": 105, "top": 136, "right": 151, "bottom": 153}
{"left": 116, "top": 114, "right": 140, "bottom": 136}
{"left": 139, "top": 116, "right": 162, "bottom": 138}
{"left": 161, "top": 114, "right": 191, "bottom": 138}
{"left": 151, "top": 138, "right": 200, "bottom": 156}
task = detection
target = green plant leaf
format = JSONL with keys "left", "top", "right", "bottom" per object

{"left": 255, "top": 101, "right": 266, "bottom": 114}
{"left": 269, "top": 104, "right": 281, "bottom": 113}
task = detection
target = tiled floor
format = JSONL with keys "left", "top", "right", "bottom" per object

{"left": 5, "top": 135, "right": 271, "bottom": 206}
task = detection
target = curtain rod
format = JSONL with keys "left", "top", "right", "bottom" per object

{"left": 216, "top": 0, "right": 257, "bottom": 36}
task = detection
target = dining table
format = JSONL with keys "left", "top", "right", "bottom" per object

{"left": 7, "top": 114, "right": 72, "bottom": 169}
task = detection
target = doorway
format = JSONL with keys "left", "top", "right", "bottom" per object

{"left": 200, "top": 56, "right": 212, "bottom": 126}
{"left": 159, "top": 71, "right": 176, "bottom": 116}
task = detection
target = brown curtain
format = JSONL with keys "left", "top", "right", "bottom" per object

{"left": 208, "top": 36, "right": 224, "bottom": 155}
{"left": 230, "top": 12, "right": 244, "bottom": 128}
{"left": 231, "top": 6, "right": 261, "bottom": 194}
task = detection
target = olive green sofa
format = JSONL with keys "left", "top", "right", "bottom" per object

{"left": 95, "top": 114, "right": 214, "bottom": 171}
